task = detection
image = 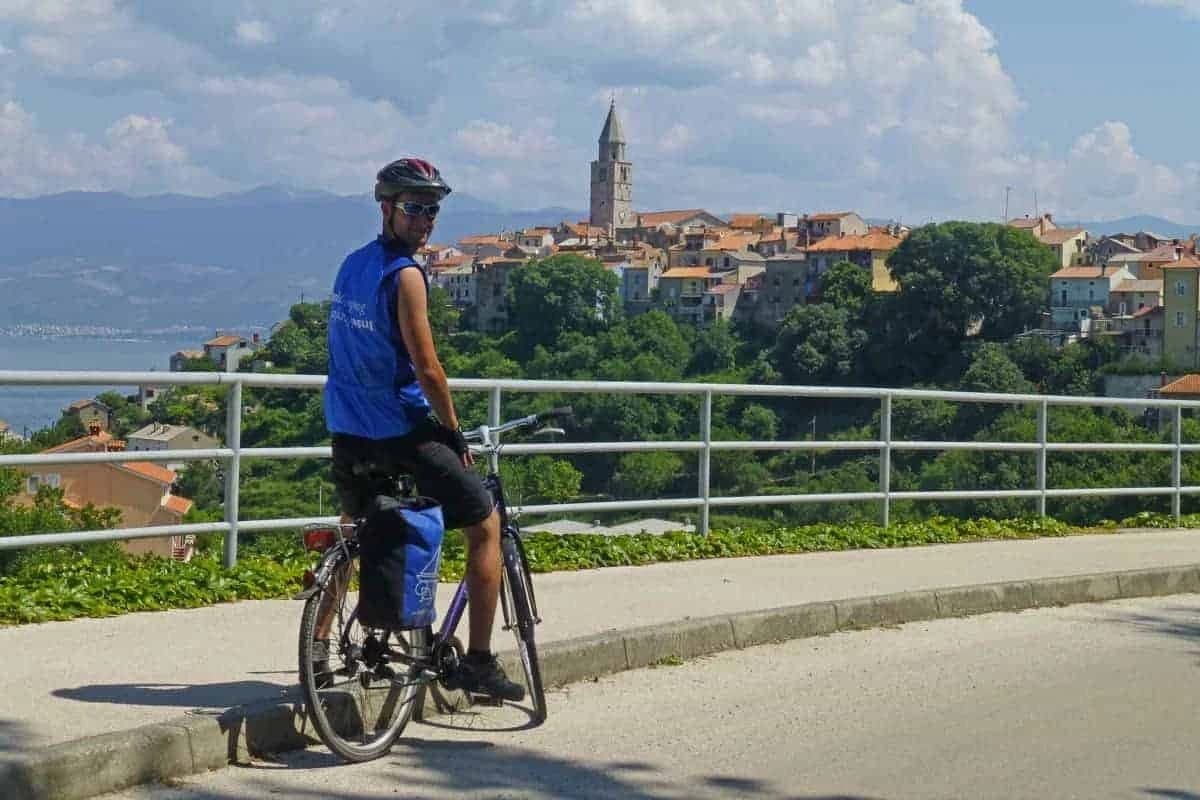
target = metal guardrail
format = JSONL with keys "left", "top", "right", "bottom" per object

{"left": 1, "top": 369, "right": 1199, "bottom": 566}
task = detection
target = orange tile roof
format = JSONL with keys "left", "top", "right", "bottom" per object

{"left": 1112, "top": 279, "right": 1163, "bottom": 293}
{"left": 728, "top": 214, "right": 769, "bottom": 229}
{"left": 637, "top": 209, "right": 713, "bottom": 227}
{"left": 1050, "top": 266, "right": 1107, "bottom": 279}
{"left": 807, "top": 211, "right": 855, "bottom": 221}
{"left": 1132, "top": 304, "right": 1163, "bottom": 318}
{"left": 163, "top": 495, "right": 194, "bottom": 515}
{"left": 428, "top": 255, "right": 470, "bottom": 270}
{"left": 1160, "top": 253, "right": 1200, "bottom": 269}
{"left": 1160, "top": 375, "right": 1200, "bottom": 396}
{"left": 121, "top": 461, "right": 177, "bottom": 485}
{"left": 805, "top": 232, "right": 902, "bottom": 253}
{"left": 1009, "top": 217, "right": 1042, "bottom": 229}
{"left": 68, "top": 398, "right": 108, "bottom": 411}
{"left": 661, "top": 267, "right": 715, "bottom": 279}
{"left": 459, "top": 235, "right": 508, "bottom": 247}
{"left": 707, "top": 233, "right": 759, "bottom": 252}
{"left": 205, "top": 335, "right": 243, "bottom": 347}
{"left": 1037, "top": 228, "right": 1086, "bottom": 245}
{"left": 43, "top": 431, "right": 114, "bottom": 454}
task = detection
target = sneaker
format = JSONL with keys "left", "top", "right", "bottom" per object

{"left": 445, "top": 653, "right": 526, "bottom": 702}
{"left": 310, "top": 639, "right": 334, "bottom": 689}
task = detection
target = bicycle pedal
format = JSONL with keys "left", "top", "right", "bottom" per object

{"left": 470, "top": 694, "right": 505, "bottom": 707}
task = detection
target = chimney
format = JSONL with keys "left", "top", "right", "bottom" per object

{"left": 87, "top": 422, "right": 101, "bottom": 436}
{"left": 1176, "top": 246, "right": 1183, "bottom": 261}
{"left": 1161, "top": 371, "right": 1169, "bottom": 388}
{"left": 252, "top": 332, "right": 260, "bottom": 345}
{"left": 1045, "top": 213, "right": 1053, "bottom": 223}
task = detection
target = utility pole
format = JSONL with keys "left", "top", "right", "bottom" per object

{"left": 1004, "top": 185, "right": 1012, "bottom": 223}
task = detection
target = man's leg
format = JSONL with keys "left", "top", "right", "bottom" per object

{"left": 462, "top": 508, "right": 502, "bottom": 653}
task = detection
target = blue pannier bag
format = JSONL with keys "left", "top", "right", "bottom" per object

{"left": 357, "top": 495, "right": 444, "bottom": 630}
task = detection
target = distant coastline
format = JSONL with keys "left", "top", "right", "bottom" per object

{"left": 0, "top": 331, "right": 215, "bottom": 436}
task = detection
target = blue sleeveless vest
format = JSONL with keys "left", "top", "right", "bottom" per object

{"left": 324, "top": 237, "right": 432, "bottom": 438}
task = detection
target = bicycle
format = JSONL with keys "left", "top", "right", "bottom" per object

{"left": 294, "top": 407, "right": 570, "bottom": 762}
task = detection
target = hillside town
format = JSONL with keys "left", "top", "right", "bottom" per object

{"left": 421, "top": 102, "right": 1200, "bottom": 376}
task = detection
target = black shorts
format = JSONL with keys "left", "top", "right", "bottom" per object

{"left": 330, "top": 418, "right": 494, "bottom": 530}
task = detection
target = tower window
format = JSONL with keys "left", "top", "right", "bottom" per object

{"left": 598, "top": 168, "right": 607, "bottom": 182}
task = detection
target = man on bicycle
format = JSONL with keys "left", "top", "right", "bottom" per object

{"left": 323, "top": 157, "right": 523, "bottom": 702}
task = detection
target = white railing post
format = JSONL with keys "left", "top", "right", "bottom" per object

{"left": 488, "top": 386, "right": 502, "bottom": 476}
{"left": 1037, "top": 399, "right": 1048, "bottom": 517}
{"left": 880, "top": 394, "right": 892, "bottom": 529}
{"left": 222, "top": 379, "right": 243, "bottom": 568}
{"left": 1174, "top": 405, "right": 1183, "bottom": 523}
{"left": 699, "top": 390, "right": 712, "bottom": 536}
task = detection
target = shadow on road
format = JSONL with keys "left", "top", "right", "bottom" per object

{"left": 134, "top": 739, "right": 887, "bottom": 799}
{"left": 0, "top": 718, "right": 30, "bottom": 752}
{"left": 1143, "top": 790, "right": 1200, "bottom": 800}
{"left": 1114, "top": 604, "right": 1200, "bottom": 649}
{"left": 51, "top": 680, "right": 290, "bottom": 710}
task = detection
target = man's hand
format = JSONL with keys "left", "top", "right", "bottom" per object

{"left": 436, "top": 422, "right": 473, "bottom": 468}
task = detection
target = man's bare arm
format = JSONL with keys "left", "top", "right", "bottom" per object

{"left": 395, "top": 268, "right": 459, "bottom": 432}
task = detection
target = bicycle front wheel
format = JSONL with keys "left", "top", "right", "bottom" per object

{"left": 500, "top": 533, "right": 547, "bottom": 724}
{"left": 298, "top": 551, "right": 428, "bottom": 762}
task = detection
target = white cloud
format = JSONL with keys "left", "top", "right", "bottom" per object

{"left": 1136, "top": 0, "right": 1200, "bottom": 18}
{"left": 0, "top": 98, "right": 232, "bottom": 197}
{"left": 234, "top": 20, "right": 275, "bottom": 46}
{"left": 0, "top": 0, "right": 1194, "bottom": 222}
{"left": 657, "top": 123, "right": 693, "bottom": 154}
{"left": 455, "top": 119, "right": 558, "bottom": 160}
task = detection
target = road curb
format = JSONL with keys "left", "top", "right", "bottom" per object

{"left": 6, "top": 561, "right": 1200, "bottom": 799}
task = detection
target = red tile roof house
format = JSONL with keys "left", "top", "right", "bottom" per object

{"left": 17, "top": 428, "right": 197, "bottom": 561}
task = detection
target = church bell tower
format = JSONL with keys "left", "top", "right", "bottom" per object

{"left": 590, "top": 100, "right": 633, "bottom": 232}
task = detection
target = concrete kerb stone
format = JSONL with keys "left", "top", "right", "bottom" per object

{"left": 622, "top": 615, "right": 737, "bottom": 670}
{"left": 936, "top": 581, "right": 1035, "bottom": 618}
{"left": 1031, "top": 574, "right": 1122, "bottom": 608}
{"left": 539, "top": 630, "right": 629, "bottom": 687}
{"left": 9, "top": 561, "right": 1200, "bottom": 800}
{"left": 729, "top": 602, "right": 838, "bottom": 648}
{"left": 1116, "top": 565, "right": 1200, "bottom": 598}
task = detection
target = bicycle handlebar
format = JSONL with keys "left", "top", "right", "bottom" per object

{"left": 461, "top": 406, "right": 574, "bottom": 444}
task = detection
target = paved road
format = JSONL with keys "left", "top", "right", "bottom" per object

{"left": 6, "top": 528, "right": 1200, "bottom": 750}
{"left": 104, "top": 594, "right": 1200, "bottom": 800}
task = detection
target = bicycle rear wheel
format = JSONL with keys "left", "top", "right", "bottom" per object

{"left": 500, "top": 532, "right": 546, "bottom": 724}
{"left": 298, "top": 551, "right": 428, "bottom": 762}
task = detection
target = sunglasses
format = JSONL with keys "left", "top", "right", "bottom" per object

{"left": 393, "top": 200, "right": 441, "bottom": 219}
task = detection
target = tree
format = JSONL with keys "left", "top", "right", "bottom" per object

{"left": 872, "top": 222, "right": 1058, "bottom": 383}
{"left": 614, "top": 451, "right": 684, "bottom": 499}
{"left": 506, "top": 254, "right": 621, "bottom": 357}
{"left": 819, "top": 260, "right": 872, "bottom": 316}
{"left": 499, "top": 456, "right": 582, "bottom": 505}
{"left": 688, "top": 319, "right": 741, "bottom": 376}
{"left": 770, "top": 304, "right": 868, "bottom": 385}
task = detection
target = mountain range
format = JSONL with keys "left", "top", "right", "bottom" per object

{"left": 0, "top": 187, "right": 583, "bottom": 332}
{"left": 1, "top": 187, "right": 1197, "bottom": 332}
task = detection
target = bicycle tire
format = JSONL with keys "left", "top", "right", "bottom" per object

{"left": 500, "top": 533, "right": 547, "bottom": 724}
{"left": 298, "top": 549, "right": 427, "bottom": 762}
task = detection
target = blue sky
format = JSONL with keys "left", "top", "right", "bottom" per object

{"left": 2, "top": 1, "right": 1199, "bottom": 223}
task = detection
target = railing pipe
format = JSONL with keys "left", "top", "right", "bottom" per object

{"left": 222, "top": 380, "right": 242, "bottom": 568}
{"left": 880, "top": 394, "right": 892, "bottom": 529}
{"left": 699, "top": 390, "right": 712, "bottom": 536}
{"left": 1037, "top": 400, "right": 1048, "bottom": 517}
{"left": 1174, "top": 406, "right": 1184, "bottom": 523}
